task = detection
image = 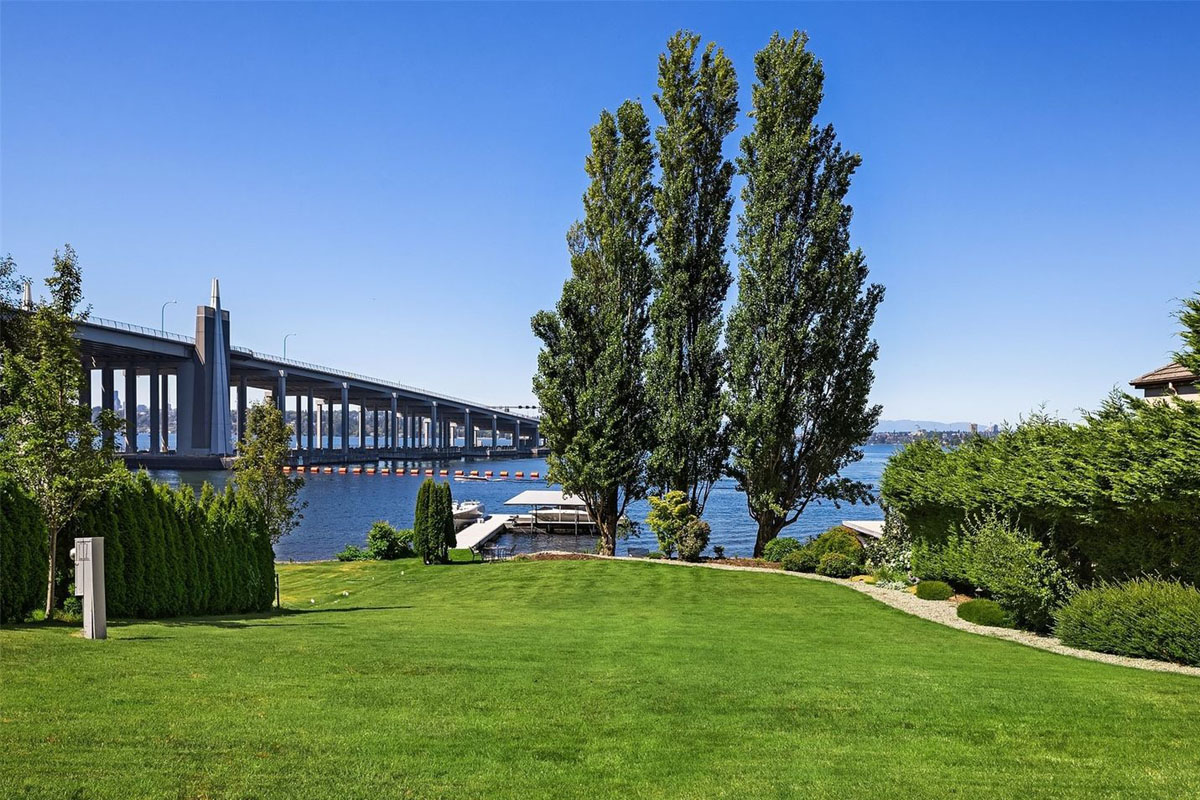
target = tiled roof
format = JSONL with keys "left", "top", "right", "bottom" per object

{"left": 1130, "top": 363, "right": 1197, "bottom": 388}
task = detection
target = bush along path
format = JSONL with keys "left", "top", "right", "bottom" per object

{"left": 561, "top": 553, "right": 1200, "bottom": 677}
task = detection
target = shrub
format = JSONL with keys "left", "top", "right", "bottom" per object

{"left": 781, "top": 549, "right": 815, "bottom": 573}
{"left": 1055, "top": 578, "right": 1200, "bottom": 666}
{"left": 957, "top": 598, "right": 1013, "bottom": 627}
{"left": 816, "top": 552, "right": 857, "bottom": 578}
{"left": 763, "top": 537, "right": 802, "bottom": 562}
{"left": 912, "top": 513, "right": 1074, "bottom": 631}
{"left": 367, "top": 521, "right": 413, "bottom": 560}
{"left": 806, "top": 526, "right": 863, "bottom": 563}
{"left": 647, "top": 551, "right": 664, "bottom": 560}
{"left": 676, "top": 519, "right": 710, "bottom": 563}
{"left": 864, "top": 512, "right": 912, "bottom": 574}
{"left": 712, "top": 545, "right": 725, "bottom": 559}
{"left": 916, "top": 580, "right": 954, "bottom": 601}
{"left": 872, "top": 564, "right": 909, "bottom": 589}
{"left": 336, "top": 544, "right": 368, "bottom": 562}
{"left": 647, "top": 491, "right": 709, "bottom": 561}
{"left": 1, "top": 475, "right": 49, "bottom": 623}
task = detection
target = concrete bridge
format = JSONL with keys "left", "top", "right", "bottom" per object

{"left": 77, "top": 280, "right": 539, "bottom": 468}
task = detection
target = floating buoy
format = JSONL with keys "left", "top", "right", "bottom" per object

{"left": 380, "top": 468, "right": 390, "bottom": 475}
{"left": 454, "top": 470, "right": 464, "bottom": 477}
{"left": 439, "top": 469, "right": 448, "bottom": 476}
{"left": 409, "top": 468, "right": 419, "bottom": 475}
{"left": 499, "top": 471, "right": 509, "bottom": 478}
{"left": 484, "top": 471, "right": 493, "bottom": 478}
{"left": 530, "top": 471, "right": 540, "bottom": 479}
{"left": 309, "top": 466, "right": 320, "bottom": 474}
{"left": 351, "top": 467, "right": 362, "bottom": 474}
{"left": 338, "top": 467, "right": 348, "bottom": 474}
{"left": 424, "top": 469, "right": 433, "bottom": 476}
{"left": 282, "top": 466, "right": 292, "bottom": 473}
{"left": 323, "top": 467, "right": 333, "bottom": 474}
{"left": 469, "top": 470, "right": 479, "bottom": 477}
{"left": 515, "top": 471, "right": 524, "bottom": 478}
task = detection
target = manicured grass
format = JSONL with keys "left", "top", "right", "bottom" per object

{"left": 2, "top": 558, "right": 1199, "bottom": 799}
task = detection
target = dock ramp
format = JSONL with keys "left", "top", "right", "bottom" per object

{"left": 456, "top": 514, "right": 514, "bottom": 551}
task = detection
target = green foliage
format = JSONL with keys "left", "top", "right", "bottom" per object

{"left": 915, "top": 580, "right": 954, "bottom": 601}
{"left": 725, "top": 32, "right": 883, "bottom": 557}
{"left": 0, "top": 475, "right": 49, "bottom": 623}
{"left": 957, "top": 599, "right": 1014, "bottom": 628}
{"left": 762, "top": 537, "right": 801, "bottom": 562}
{"left": 1171, "top": 290, "right": 1200, "bottom": 377}
{"left": 45, "top": 470, "right": 276, "bottom": 618}
{"left": 646, "top": 551, "right": 664, "bottom": 560}
{"left": 816, "top": 552, "right": 857, "bottom": 579}
{"left": 912, "top": 512, "right": 1075, "bottom": 632}
{"left": 1055, "top": 578, "right": 1200, "bottom": 667}
{"left": 863, "top": 512, "right": 912, "bottom": 575}
{"left": 870, "top": 565, "right": 910, "bottom": 589}
{"left": 647, "top": 31, "right": 737, "bottom": 514}
{"left": 646, "top": 490, "right": 711, "bottom": 562}
{"left": 438, "top": 483, "right": 456, "bottom": 556}
{"left": 336, "top": 544, "right": 369, "bottom": 562}
{"left": 0, "top": 245, "right": 120, "bottom": 615}
{"left": 780, "top": 549, "right": 815, "bottom": 573}
{"left": 805, "top": 527, "right": 864, "bottom": 563}
{"left": 366, "top": 521, "right": 414, "bottom": 560}
{"left": 882, "top": 395, "right": 1200, "bottom": 586}
{"left": 531, "top": 99, "right": 656, "bottom": 555}
{"left": 233, "top": 402, "right": 305, "bottom": 544}
{"left": 413, "top": 479, "right": 437, "bottom": 564}
{"left": 676, "top": 518, "right": 710, "bottom": 563}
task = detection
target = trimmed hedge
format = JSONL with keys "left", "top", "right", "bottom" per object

{"left": 881, "top": 398, "right": 1200, "bottom": 585}
{"left": 916, "top": 580, "right": 954, "bottom": 601}
{"left": 1, "top": 475, "right": 49, "bottom": 623}
{"left": 957, "top": 598, "right": 1013, "bottom": 628}
{"left": 780, "top": 550, "right": 811, "bottom": 572}
{"left": 59, "top": 471, "right": 275, "bottom": 618}
{"left": 1055, "top": 578, "right": 1200, "bottom": 666}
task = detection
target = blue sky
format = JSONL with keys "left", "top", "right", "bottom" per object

{"left": 3, "top": 2, "right": 1197, "bottom": 424}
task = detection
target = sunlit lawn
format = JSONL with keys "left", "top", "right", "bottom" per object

{"left": 2, "top": 556, "right": 1198, "bottom": 799}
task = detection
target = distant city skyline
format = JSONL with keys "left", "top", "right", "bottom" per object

{"left": 3, "top": 2, "right": 1197, "bottom": 423}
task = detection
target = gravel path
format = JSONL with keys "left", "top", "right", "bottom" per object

{"left": 553, "top": 553, "right": 1200, "bottom": 677}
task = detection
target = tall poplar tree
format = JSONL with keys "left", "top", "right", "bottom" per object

{"left": 726, "top": 32, "right": 884, "bottom": 557}
{"left": 647, "top": 31, "right": 738, "bottom": 514}
{"left": 532, "top": 100, "right": 656, "bottom": 555}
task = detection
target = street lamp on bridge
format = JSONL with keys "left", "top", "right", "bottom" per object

{"left": 283, "top": 332, "right": 297, "bottom": 359}
{"left": 160, "top": 299, "right": 177, "bottom": 335}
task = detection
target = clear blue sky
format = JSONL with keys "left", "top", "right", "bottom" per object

{"left": 3, "top": 2, "right": 1197, "bottom": 424}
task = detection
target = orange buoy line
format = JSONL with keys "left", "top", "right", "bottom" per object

{"left": 454, "top": 470, "right": 464, "bottom": 477}
{"left": 323, "top": 467, "right": 333, "bottom": 474}
{"left": 439, "top": 469, "right": 448, "bottom": 476}
{"left": 530, "top": 471, "right": 540, "bottom": 479}
{"left": 515, "top": 471, "right": 524, "bottom": 478}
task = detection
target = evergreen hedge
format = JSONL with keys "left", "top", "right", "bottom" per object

{"left": 1, "top": 474, "right": 49, "bottom": 623}
{"left": 881, "top": 397, "right": 1200, "bottom": 585}
{"left": 54, "top": 471, "right": 275, "bottom": 619}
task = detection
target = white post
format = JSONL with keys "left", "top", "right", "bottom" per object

{"left": 72, "top": 537, "right": 107, "bottom": 640}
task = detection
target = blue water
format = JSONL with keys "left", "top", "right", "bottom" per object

{"left": 151, "top": 444, "right": 898, "bottom": 561}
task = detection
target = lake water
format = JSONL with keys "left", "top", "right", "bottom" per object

{"left": 150, "top": 444, "right": 899, "bottom": 561}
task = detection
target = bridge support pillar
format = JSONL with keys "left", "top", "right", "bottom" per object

{"left": 307, "top": 391, "right": 315, "bottom": 459}
{"left": 515, "top": 420, "right": 521, "bottom": 451}
{"left": 148, "top": 366, "right": 161, "bottom": 454}
{"left": 430, "top": 402, "right": 439, "bottom": 450}
{"left": 161, "top": 372, "right": 170, "bottom": 453}
{"left": 100, "top": 368, "right": 115, "bottom": 447}
{"left": 340, "top": 384, "right": 349, "bottom": 455}
{"left": 237, "top": 376, "right": 247, "bottom": 445}
{"left": 390, "top": 394, "right": 398, "bottom": 450}
{"left": 492, "top": 415, "right": 498, "bottom": 448}
{"left": 124, "top": 367, "right": 138, "bottom": 453}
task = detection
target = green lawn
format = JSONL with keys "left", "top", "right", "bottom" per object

{"left": 2, "top": 558, "right": 1198, "bottom": 799}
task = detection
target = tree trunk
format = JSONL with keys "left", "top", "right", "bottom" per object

{"left": 44, "top": 530, "right": 58, "bottom": 617}
{"left": 753, "top": 515, "right": 785, "bottom": 558}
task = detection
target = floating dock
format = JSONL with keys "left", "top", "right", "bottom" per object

{"left": 455, "top": 514, "right": 515, "bottom": 552}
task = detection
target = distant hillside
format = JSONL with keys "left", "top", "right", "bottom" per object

{"left": 875, "top": 419, "right": 990, "bottom": 432}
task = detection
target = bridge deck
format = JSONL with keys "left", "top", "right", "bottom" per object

{"left": 456, "top": 515, "right": 514, "bottom": 551}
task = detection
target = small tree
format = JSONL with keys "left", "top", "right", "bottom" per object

{"left": 725, "top": 33, "right": 884, "bottom": 557}
{"left": 1173, "top": 290, "right": 1200, "bottom": 378}
{"left": 413, "top": 478, "right": 437, "bottom": 564}
{"left": 0, "top": 246, "right": 120, "bottom": 616}
{"left": 646, "top": 489, "right": 710, "bottom": 562}
{"left": 440, "top": 482, "right": 457, "bottom": 557}
{"left": 232, "top": 402, "right": 305, "bottom": 544}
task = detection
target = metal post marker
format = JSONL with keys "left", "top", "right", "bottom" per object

{"left": 71, "top": 537, "right": 107, "bottom": 640}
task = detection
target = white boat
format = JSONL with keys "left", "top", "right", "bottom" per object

{"left": 453, "top": 500, "right": 486, "bottom": 531}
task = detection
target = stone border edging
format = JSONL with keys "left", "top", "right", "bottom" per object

{"left": 535, "top": 552, "right": 1200, "bottom": 678}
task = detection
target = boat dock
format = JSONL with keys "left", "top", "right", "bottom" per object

{"left": 455, "top": 514, "right": 515, "bottom": 552}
